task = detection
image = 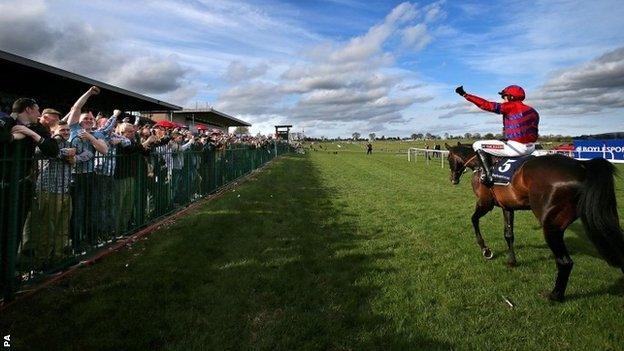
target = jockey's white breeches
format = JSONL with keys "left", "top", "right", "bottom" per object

{"left": 472, "top": 140, "right": 535, "bottom": 157}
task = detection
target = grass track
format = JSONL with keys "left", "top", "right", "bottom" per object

{"left": 1, "top": 151, "right": 623, "bottom": 350}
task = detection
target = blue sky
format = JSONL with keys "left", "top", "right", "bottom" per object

{"left": 1, "top": 0, "right": 623, "bottom": 137}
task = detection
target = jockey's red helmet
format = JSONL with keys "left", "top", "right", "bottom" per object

{"left": 498, "top": 85, "right": 525, "bottom": 101}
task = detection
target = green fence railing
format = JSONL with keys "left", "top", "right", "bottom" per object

{"left": 0, "top": 141, "right": 293, "bottom": 301}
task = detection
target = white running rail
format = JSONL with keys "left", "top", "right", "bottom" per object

{"left": 407, "top": 148, "right": 449, "bottom": 168}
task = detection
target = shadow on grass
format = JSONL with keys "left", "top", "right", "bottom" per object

{"left": 565, "top": 277, "right": 624, "bottom": 301}
{"left": 513, "top": 222, "right": 624, "bottom": 301}
{"left": 0, "top": 154, "right": 452, "bottom": 350}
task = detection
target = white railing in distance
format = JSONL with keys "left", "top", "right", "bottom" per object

{"left": 407, "top": 148, "right": 449, "bottom": 168}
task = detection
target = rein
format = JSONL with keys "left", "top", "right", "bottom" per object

{"left": 464, "top": 154, "right": 477, "bottom": 168}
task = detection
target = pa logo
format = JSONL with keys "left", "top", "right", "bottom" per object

{"left": 3, "top": 334, "right": 9, "bottom": 348}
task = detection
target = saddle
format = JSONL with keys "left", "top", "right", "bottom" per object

{"left": 489, "top": 155, "right": 534, "bottom": 186}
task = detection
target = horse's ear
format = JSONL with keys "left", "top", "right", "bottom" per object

{"left": 444, "top": 143, "right": 451, "bottom": 150}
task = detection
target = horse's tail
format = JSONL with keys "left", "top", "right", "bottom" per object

{"left": 578, "top": 158, "right": 624, "bottom": 268}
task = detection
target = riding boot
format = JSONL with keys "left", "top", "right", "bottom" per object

{"left": 476, "top": 149, "right": 494, "bottom": 186}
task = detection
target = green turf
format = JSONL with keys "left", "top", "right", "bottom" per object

{"left": 2, "top": 152, "right": 623, "bottom": 350}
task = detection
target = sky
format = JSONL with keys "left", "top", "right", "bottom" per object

{"left": 1, "top": 0, "right": 623, "bottom": 138}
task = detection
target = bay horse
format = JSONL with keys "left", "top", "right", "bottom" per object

{"left": 444, "top": 142, "right": 624, "bottom": 301}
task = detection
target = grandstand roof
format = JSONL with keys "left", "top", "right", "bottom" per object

{"left": 174, "top": 108, "right": 251, "bottom": 127}
{"left": 0, "top": 50, "right": 181, "bottom": 112}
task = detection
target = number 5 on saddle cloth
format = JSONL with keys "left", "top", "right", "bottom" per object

{"left": 489, "top": 155, "right": 535, "bottom": 186}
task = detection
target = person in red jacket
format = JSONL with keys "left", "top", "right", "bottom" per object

{"left": 455, "top": 85, "right": 539, "bottom": 186}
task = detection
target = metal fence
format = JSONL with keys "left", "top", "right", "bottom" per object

{"left": 0, "top": 141, "right": 292, "bottom": 301}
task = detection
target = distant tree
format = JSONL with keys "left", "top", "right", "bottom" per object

{"left": 484, "top": 133, "right": 495, "bottom": 139}
{"left": 369, "top": 133, "right": 376, "bottom": 141}
{"left": 464, "top": 132, "right": 472, "bottom": 139}
{"left": 352, "top": 132, "right": 361, "bottom": 140}
{"left": 443, "top": 132, "right": 449, "bottom": 139}
{"left": 380, "top": 135, "right": 386, "bottom": 140}
{"left": 472, "top": 132, "right": 481, "bottom": 139}
{"left": 425, "top": 132, "right": 433, "bottom": 139}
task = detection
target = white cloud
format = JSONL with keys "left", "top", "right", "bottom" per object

{"left": 532, "top": 46, "right": 624, "bottom": 115}
{"left": 447, "top": 0, "right": 624, "bottom": 81}
{"left": 402, "top": 24, "right": 432, "bottom": 51}
{"left": 0, "top": 0, "right": 196, "bottom": 103}
{"left": 224, "top": 61, "right": 269, "bottom": 83}
{"left": 214, "top": 2, "right": 445, "bottom": 136}
{"left": 423, "top": 1, "right": 446, "bottom": 23}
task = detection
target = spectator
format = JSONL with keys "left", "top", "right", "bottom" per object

{"left": 1, "top": 97, "right": 59, "bottom": 289}
{"left": 93, "top": 110, "right": 125, "bottom": 239}
{"left": 65, "top": 86, "right": 108, "bottom": 250}
{"left": 114, "top": 123, "right": 148, "bottom": 233}
{"left": 21, "top": 121, "right": 75, "bottom": 269}
{"left": 39, "top": 108, "right": 62, "bottom": 132}
{"left": 170, "top": 130, "right": 193, "bottom": 205}
{"left": 146, "top": 124, "right": 173, "bottom": 217}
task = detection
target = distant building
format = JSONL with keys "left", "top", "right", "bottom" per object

{"left": 143, "top": 108, "right": 251, "bottom": 133}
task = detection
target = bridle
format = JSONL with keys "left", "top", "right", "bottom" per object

{"left": 450, "top": 152, "right": 478, "bottom": 182}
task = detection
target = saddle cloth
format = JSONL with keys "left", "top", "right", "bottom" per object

{"left": 490, "top": 155, "right": 534, "bottom": 186}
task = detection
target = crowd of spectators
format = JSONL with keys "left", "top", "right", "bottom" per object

{"left": 1, "top": 86, "right": 279, "bottom": 277}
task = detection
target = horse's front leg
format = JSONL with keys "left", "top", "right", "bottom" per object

{"left": 503, "top": 209, "right": 517, "bottom": 267}
{"left": 472, "top": 202, "right": 494, "bottom": 259}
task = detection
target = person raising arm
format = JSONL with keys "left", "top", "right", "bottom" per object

{"left": 455, "top": 85, "right": 539, "bottom": 186}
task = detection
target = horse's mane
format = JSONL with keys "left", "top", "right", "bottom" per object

{"left": 448, "top": 142, "right": 474, "bottom": 159}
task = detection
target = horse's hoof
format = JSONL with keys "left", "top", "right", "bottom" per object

{"left": 482, "top": 248, "right": 494, "bottom": 260}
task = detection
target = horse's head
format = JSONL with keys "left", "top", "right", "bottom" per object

{"left": 444, "top": 142, "right": 477, "bottom": 185}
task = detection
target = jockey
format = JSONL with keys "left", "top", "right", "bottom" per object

{"left": 455, "top": 85, "right": 539, "bottom": 186}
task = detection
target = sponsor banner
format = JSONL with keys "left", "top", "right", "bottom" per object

{"left": 482, "top": 143, "right": 504, "bottom": 150}
{"left": 573, "top": 139, "right": 624, "bottom": 161}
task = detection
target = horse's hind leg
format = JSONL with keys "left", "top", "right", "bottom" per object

{"left": 503, "top": 210, "right": 517, "bottom": 266}
{"left": 472, "top": 202, "right": 494, "bottom": 259}
{"left": 543, "top": 228, "right": 573, "bottom": 301}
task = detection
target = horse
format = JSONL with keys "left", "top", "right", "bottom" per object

{"left": 444, "top": 142, "right": 624, "bottom": 301}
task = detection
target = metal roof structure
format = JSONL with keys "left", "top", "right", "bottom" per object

{"left": 174, "top": 108, "right": 251, "bottom": 128}
{"left": 0, "top": 50, "right": 181, "bottom": 113}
